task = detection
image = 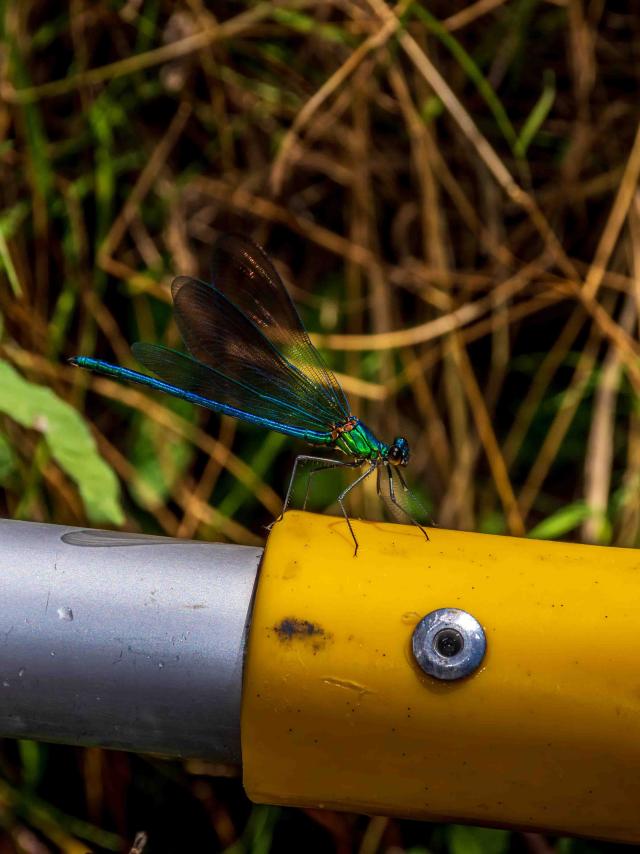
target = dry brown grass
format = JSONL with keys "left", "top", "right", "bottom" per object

{"left": 1, "top": 1, "right": 639, "bottom": 850}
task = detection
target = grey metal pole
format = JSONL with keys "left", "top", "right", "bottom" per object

{"left": 0, "top": 519, "right": 262, "bottom": 764}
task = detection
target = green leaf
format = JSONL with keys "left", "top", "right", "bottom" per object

{"left": 527, "top": 500, "right": 592, "bottom": 540}
{"left": 0, "top": 361, "right": 124, "bottom": 525}
{"left": 447, "top": 825, "right": 510, "bottom": 854}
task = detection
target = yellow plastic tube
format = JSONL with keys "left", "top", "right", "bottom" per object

{"left": 241, "top": 511, "right": 640, "bottom": 843}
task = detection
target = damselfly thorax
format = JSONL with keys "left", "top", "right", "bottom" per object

{"left": 283, "top": 416, "right": 428, "bottom": 556}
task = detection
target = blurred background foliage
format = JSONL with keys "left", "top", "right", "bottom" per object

{"left": 0, "top": 0, "right": 639, "bottom": 851}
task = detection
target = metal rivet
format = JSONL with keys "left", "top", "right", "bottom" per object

{"left": 412, "top": 608, "right": 486, "bottom": 681}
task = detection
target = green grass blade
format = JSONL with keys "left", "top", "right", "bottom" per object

{"left": 527, "top": 500, "right": 593, "bottom": 540}
{"left": 0, "top": 231, "right": 22, "bottom": 297}
{"left": 0, "top": 431, "right": 15, "bottom": 481}
{"left": 217, "top": 432, "right": 287, "bottom": 521}
{"left": 410, "top": 6, "right": 518, "bottom": 150}
{"left": 514, "top": 69, "right": 556, "bottom": 159}
{"left": 447, "top": 825, "right": 510, "bottom": 854}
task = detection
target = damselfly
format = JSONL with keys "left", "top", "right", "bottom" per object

{"left": 70, "top": 234, "right": 428, "bottom": 555}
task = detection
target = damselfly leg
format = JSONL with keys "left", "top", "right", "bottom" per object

{"left": 396, "top": 467, "right": 410, "bottom": 491}
{"left": 383, "top": 465, "right": 430, "bottom": 541}
{"left": 275, "top": 455, "right": 372, "bottom": 554}
{"left": 302, "top": 459, "right": 363, "bottom": 510}
{"left": 280, "top": 455, "right": 361, "bottom": 519}
{"left": 338, "top": 463, "right": 377, "bottom": 557}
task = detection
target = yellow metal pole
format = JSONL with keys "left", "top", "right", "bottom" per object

{"left": 242, "top": 511, "right": 640, "bottom": 843}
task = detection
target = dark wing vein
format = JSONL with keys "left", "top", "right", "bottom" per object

{"left": 206, "top": 233, "right": 351, "bottom": 419}
{"left": 169, "top": 274, "right": 346, "bottom": 430}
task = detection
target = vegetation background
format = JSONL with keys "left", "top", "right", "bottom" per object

{"left": 0, "top": 0, "right": 638, "bottom": 851}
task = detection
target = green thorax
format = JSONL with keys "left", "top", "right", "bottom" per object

{"left": 333, "top": 419, "right": 388, "bottom": 461}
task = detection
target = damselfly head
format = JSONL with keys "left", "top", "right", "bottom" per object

{"left": 387, "top": 436, "right": 410, "bottom": 466}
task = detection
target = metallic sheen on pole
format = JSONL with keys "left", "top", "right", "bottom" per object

{"left": 0, "top": 519, "right": 261, "bottom": 763}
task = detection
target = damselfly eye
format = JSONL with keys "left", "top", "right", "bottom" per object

{"left": 388, "top": 437, "right": 410, "bottom": 466}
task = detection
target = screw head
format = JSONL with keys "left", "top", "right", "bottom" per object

{"left": 412, "top": 608, "right": 486, "bottom": 681}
